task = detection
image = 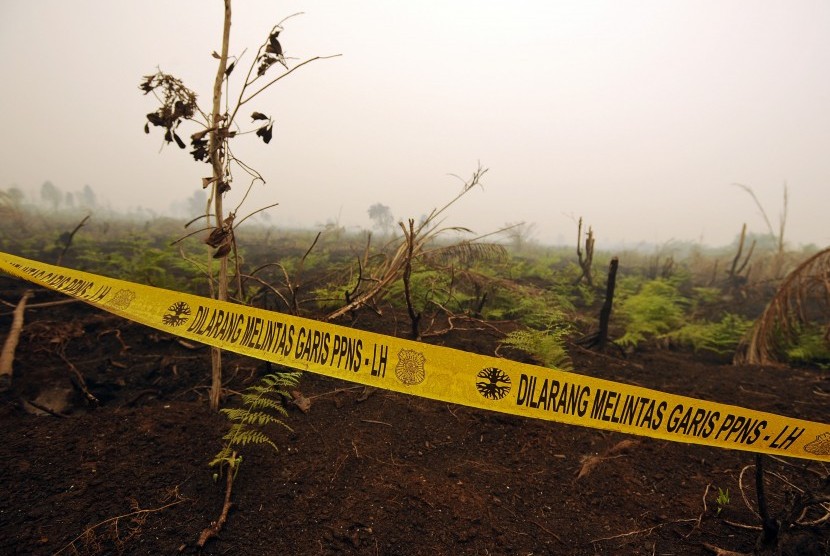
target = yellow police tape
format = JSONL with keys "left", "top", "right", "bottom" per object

{"left": 2, "top": 251, "right": 829, "bottom": 461}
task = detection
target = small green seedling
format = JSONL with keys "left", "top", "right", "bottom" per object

{"left": 716, "top": 487, "right": 730, "bottom": 515}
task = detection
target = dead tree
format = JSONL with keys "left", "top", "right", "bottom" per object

{"left": 401, "top": 219, "right": 422, "bottom": 340}
{"left": 727, "top": 223, "right": 755, "bottom": 291}
{"left": 574, "top": 217, "right": 594, "bottom": 287}
{"left": 56, "top": 215, "right": 90, "bottom": 266}
{"left": 732, "top": 182, "right": 788, "bottom": 256}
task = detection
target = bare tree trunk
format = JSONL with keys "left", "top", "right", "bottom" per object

{"left": 209, "top": 0, "right": 233, "bottom": 411}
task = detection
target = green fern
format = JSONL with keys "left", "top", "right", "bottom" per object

{"left": 209, "top": 371, "right": 301, "bottom": 469}
{"left": 617, "top": 278, "right": 686, "bottom": 348}
{"left": 786, "top": 324, "right": 830, "bottom": 368}
{"left": 669, "top": 313, "right": 754, "bottom": 355}
{"left": 500, "top": 328, "right": 573, "bottom": 370}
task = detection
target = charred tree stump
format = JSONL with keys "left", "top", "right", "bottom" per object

{"left": 595, "top": 257, "right": 619, "bottom": 350}
{"left": 755, "top": 454, "right": 780, "bottom": 547}
{"left": 578, "top": 257, "right": 618, "bottom": 350}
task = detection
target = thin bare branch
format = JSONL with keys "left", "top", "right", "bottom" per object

{"left": 238, "top": 55, "right": 342, "bottom": 108}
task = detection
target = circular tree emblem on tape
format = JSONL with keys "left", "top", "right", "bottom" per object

{"left": 476, "top": 367, "right": 511, "bottom": 400}
{"left": 804, "top": 433, "right": 830, "bottom": 456}
{"left": 395, "top": 349, "right": 426, "bottom": 385}
{"left": 163, "top": 301, "right": 191, "bottom": 327}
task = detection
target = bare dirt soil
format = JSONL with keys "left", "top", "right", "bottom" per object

{"left": 1, "top": 275, "right": 829, "bottom": 555}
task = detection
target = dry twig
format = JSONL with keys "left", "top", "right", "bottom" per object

{"left": 0, "top": 290, "right": 33, "bottom": 391}
{"left": 55, "top": 497, "right": 187, "bottom": 555}
{"left": 198, "top": 451, "right": 237, "bottom": 547}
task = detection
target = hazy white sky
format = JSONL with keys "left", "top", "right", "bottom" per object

{"left": 1, "top": 1, "right": 828, "bottom": 247}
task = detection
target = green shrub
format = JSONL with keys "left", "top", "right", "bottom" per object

{"left": 669, "top": 313, "right": 754, "bottom": 355}
{"left": 617, "top": 278, "right": 686, "bottom": 348}
{"left": 786, "top": 325, "right": 830, "bottom": 368}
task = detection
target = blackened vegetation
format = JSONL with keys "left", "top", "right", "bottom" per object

{"left": 257, "top": 27, "right": 287, "bottom": 76}
{"left": 139, "top": 72, "right": 199, "bottom": 150}
{"left": 204, "top": 213, "right": 236, "bottom": 259}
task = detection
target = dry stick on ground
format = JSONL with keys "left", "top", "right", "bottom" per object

{"left": 0, "top": 289, "right": 33, "bottom": 391}
{"left": 198, "top": 450, "right": 238, "bottom": 548}
{"left": 0, "top": 297, "right": 79, "bottom": 314}
{"left": 57, "top": 351, "right": 99, "bottom": 405}
{"left": 702, "top": 543, "right": 750, "bottom": 556}
{"left": 589, "top": 518, "right": 697, "bottom": 544}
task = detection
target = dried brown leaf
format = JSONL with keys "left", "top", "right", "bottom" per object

{"left": 576, "top": 454, "right": 603, "bottom": 481}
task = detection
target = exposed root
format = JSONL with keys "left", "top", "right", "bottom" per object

{"left": 685, "top": 483, "right": 712, "bottom": 537}
{"left": 589, "top": 518, "right": 697, "bottom": 544}
{"left": 54, "top": 494, "right": 187, "bottom": 555}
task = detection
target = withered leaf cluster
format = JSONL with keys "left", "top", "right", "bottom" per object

{"left": 139, "top": 72, "right": 198, "bottom": 149}
{"left": 189, "top": 127, "right": 238, "bottom": 163}
{"left": 251, "top": 112, "right": 273, "bottom": 144}
{"left": 190, "top": 130, "right": 209, "bottom": 162}
{"left": 257, "top": 28, "right": 287, "bottom": 76}
{"left": 205, "top": 213, "right": 236, "bottom": 258}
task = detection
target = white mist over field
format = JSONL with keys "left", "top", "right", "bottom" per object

{"left": 0, "top": 1, "right": 828, "bottom": 248}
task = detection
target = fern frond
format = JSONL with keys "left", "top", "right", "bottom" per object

{"left": 501, "top": 328, "right": 573, "bottom": 370}
{"left": 235, "top": 429, "right": 277, "bottom": 449}
{"left": 224, "top": 424, "right": 278, "bottom": 450}
{"left": 262, "top": 372, "right": 301, "bottom": 387}
{"left": 239, "top": 394, "right": 287, "bottom": 413}
{"left": 209, "top": 446, "right": 234, "bottom": 468}
{"left": 210, "top": 371, "right": 301, "bottom": 470}
{"left": 222, "top": 408, "right": 282, "bottom": 426}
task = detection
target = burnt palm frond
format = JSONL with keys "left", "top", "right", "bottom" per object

{"left": 734, "top": 247, "right": 830, "bottom": 365}
{"left": 422, "top": 241, "right": 508, "bottom": 267}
